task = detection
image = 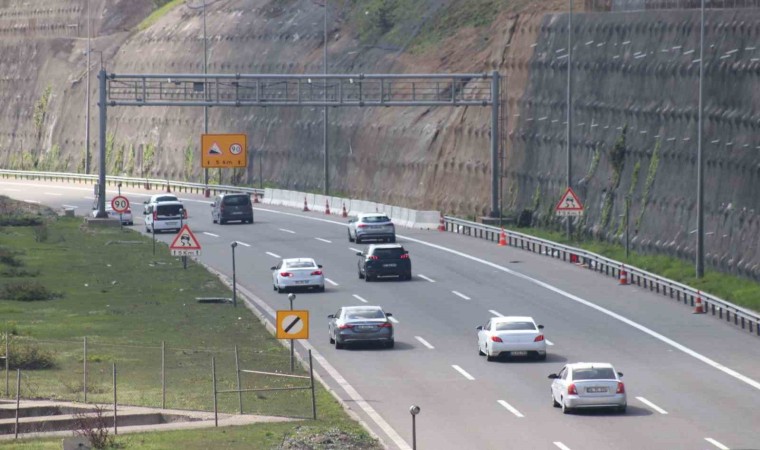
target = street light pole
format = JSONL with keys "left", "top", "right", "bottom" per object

{"left": 566, "top": 0, "right": 574, "bottom": 240}
{"left": 696, "top": 0, "right": 705, "bottom": 278}
{"left": 203, "top": 0, "right": 210, "bottom": 193}
{"left": 409, "top": 405, "right": 420, "bottom": 450}
{"left": 323, "top": 1, "right": 329, "bottom": 196}
{"left": 84, "top": 0, "right": 91, "bottom": 174}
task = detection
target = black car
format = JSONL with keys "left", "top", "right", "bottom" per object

{"left": 357, "top": 244, "right": 411, "bottom": 281}
{"left": 211, "top": 193, "right": 254, "bottom": 224}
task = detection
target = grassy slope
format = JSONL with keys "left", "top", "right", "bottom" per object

{"left": 0, "top": 215, "right": 379, "bottom": 449}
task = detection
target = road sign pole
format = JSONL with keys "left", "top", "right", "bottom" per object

{"left": 289, "top": 293, "right": 295, "bottom": 373}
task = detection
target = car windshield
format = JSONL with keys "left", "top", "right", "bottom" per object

{"left": 285, "top": 261, "right": 316, "bottom": 269}
{"left": 371, "top": 248, "right": 405, "bottom": 259}
{"left": 363, "top": 216, "right": 390, "bottom": 223}
{"left": 154, "top": 196, "right": 178, "bottom": 202}
{"left": 223, "top": 195, "right": 249, "bottom": 206}
{"left": 156, "top": 204, "right": 183, "bottom": 216}
{"left": 345, "top": 309, "right": 385, "bottom": 320}
{"left": 494, "top": 321, "right": 536, "bottom": 331}
{"left": 573, "top": 368, "right": 616, "bottom": 380}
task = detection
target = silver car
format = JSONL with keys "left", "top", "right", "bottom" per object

{"left": 548, "top": 362, "right": 627, "bottom": 414}
{"left": 347, "top": 213, "right": 395, "bottom": 244}
{"left": 328, "top": 306, "right": 394, "bottom": 349}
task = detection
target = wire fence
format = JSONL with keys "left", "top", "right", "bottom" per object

{"left": 0, "top": 333, "right": 315, "bottom": 419}
{"left": 584, "top": 0, "right": 760, "bottom": 11}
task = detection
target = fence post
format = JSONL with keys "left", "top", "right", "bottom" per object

{"left": 14, "top": 369, "right": 20, "bottom": 439}
{"left": 161, "top": 341, "right": 166, "bottom": 409}
{"left": 5, "top": 332, "right": 9, "bottom": 397}
{"left": 83, "top": 337, "right": 88, "bottom": 403}
{"left": 113, "top": 363, "right": 117, "bottom": 435}
{"left": 212, "top": 356, "right": 218, "bottom": 427}
{"left": 235, "top": 345, "right": 242, "bottom": 414}
{"left": 309, "top": 349, "right": 316, "bottom": 420}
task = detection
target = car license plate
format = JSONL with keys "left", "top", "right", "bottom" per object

{"left": 383, "top": 263, "right": 397, "bottom": 267}
{"left": 166, "top": 222, "right": 177, "bottom": 226}
{"left": 295, "top": 280, "right": 308, "bottom": 284}
{"left": 586, "top": 387, "right": 608, "bottom": 393}
{"left": 510, "top": 351, "right": 527, "bottom": 356}
{"left": 358, "top": 325, "right": 376, "bottom": 330}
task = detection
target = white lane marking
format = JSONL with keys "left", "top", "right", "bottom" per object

{"left": 417, "top": 274, "right": 436, "bottom": 283}
{"left": 215, "top": 275, "right": 412, "bottom": 450}
{"left": 553, "top": 443, "right": 572, "bottom": 450}
{"left": 83, "top": 196, "right": 93, "bottom": 200}
{"left": 414, "top": 336, "right": 434, "bottom": 349}
{"left": 203, "top": 232, "right": 219, "bottom": 237}
{"left": 636, "top": 397, "right": 668, "bottom": 414}
{"left": 23, "top": 200, "right": 40, "bottom": 204}
{"left": 315, "top": 237, "right": 332, "bottom": 243}
{"left": 349, "top": 247, "right": 362, "bottom": 253}
{"left": 452, "top": 290, "right": 471, "bottom": 300}
{"left": 352, "top": 294, "right": 368, "bottom": 303}
{"left": 705, "top": 438, "right": 729, "bottom": 450}
{"left": 265, "top": 252, "right": 281, "bottom": 259}
{"left": 451, "top": 365, "right": 475, "bottom": 380}
{"left": 497, "top": 399, "right": 525, "bottom": 418}
{"left": 62, "top": 204, "right": 78, "bottom": 209}
{"left": 44, "top": 192, "right": 63, "bottom": 196}
{"left": 2, "top": 188, "right": 20, "bottom": 192}
{"left": 235, "top": 241, "right": 251, "bottom": 247}
{"left": 325, "top": 278, "right": 338, "bottom": 286}
{"left": 489, "top": 309, "right": 503, "bottom": 317}
{"left": 394, "top": 236, "right": 760, "bottom": 393}
{"left": 388, "top": 316, "right": 399, "bottom": 324}
{"left": 279, "top": 228, "right": 296, "bottom": 234}
{"left": 546, "top": 339, "right": 555, "bottom": 346}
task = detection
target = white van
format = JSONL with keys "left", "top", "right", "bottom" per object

{"left": 144, "top": 201, "right": 187, "bottom": 233}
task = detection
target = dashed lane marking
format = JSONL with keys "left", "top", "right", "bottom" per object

{"left": 418, "top": 274, "right": 436, "bottom": 283}
{"left": 414, "top": 336, "right": 434, "bottom": 349}
{"left": 497, "top": 400, "right": 524, "bottom": 418}
{"left": 265, "top": 252, "right": 281, "bottom": 258}
{"left": 452, "top": 290, "right": 471, "bottom": 300}
{"left": 352, "top": 294, "right": 368, "bottom": 303}
{"left": 452, "top": 365, "right": 475, "bottom": 380}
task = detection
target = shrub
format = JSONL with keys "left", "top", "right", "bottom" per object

{"left": 74, "top": 405, "right": 116, "bottom": 449}
{"left": 1, "top": 281, "right": 61, "bottom": 301}
{"left": 33, "top": 223, "right": 49, "bottom": 242}
{"left": 8, "top": 341, "right": 56, "bottom": 370}
{"left": 0, "top": 247, "right": 23, "bottom": 267}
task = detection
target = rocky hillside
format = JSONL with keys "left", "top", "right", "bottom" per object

{"left": 1, "top": 0, "right": 759, "bottom": 279}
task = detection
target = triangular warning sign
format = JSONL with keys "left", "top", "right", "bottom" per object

{"left": 555, "top": 187, "right": 584, "bottom": 216}
{"left": 169, "top": 225, "right": 202, "bottom": 250}
{"left": 207, "top": 143, "right": 222, "bottom": 155}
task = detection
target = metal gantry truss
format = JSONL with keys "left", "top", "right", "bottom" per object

{"left": 96, "top": 71, "right": 502, "bottom": 217}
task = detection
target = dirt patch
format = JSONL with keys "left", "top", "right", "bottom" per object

{"left": 277, "top": 426, "right": 384, "bottom": 450}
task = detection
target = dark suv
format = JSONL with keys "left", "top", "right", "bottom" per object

{"left": 357, "top": 244, "right": 411, "bottom": 281}
{"left": 211, "top": 193, "right": 254, "bottom": 224}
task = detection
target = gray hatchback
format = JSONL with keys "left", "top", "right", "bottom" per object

{"left": 328, "top": 306, "right": 394, "bottom": 349}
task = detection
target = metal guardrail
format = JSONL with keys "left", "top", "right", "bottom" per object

{"left": 0, "top": 169, "right": 264, "bottom": 199}
{"left": 2, "top": 169, "right": 756, "bottom": 336}
{"left": 444, "top": 216, "right": 760, "bottom": 337}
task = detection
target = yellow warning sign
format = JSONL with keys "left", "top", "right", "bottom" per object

{"left": 276, "top": 310, "right": 309, "bottom": 340}
{"left": 201, "top": 134, "right": 247, "bottom": 168}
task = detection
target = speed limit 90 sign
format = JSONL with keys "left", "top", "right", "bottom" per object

{"left": 111, "top": 195, "right": 130, "bottom": 213}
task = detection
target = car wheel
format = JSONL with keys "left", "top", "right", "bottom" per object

{"left": 358, "top": 267, "right": 365, "bottom": 279}
{"left": 390, "top": 236, "right": 396, "bottom": 243}
{"left": 617, "top": 405, "right": 627, "bottom": 414}
{"left": 386, "top": 339, "right": 394, "bottom": 349}
{"left": 348, "top": 231, "right": 354, "bottom": 242}
{"left": 404, "top": 272, "right": 412, "bottom": 281}
{"left": 329, "top": 332, "right": 335, "bottom": 344}
{"left": 273, "top": 284, "right": 277, "bottom": 291}
{"left": 212, "top": 217, "right": 217, "bottom": 224}
{"left": 478, "top": 344, "right": 485, "bottom": 356}
{"left": 561, "top": 399, "right": 572, "bottom": 415}
{"left": 220, "top": 219, "right": 226, "bottom": 225}
{"left": 335, "top": 339, "right": 344, "bottom": 349}
{"left": 552, "top": 392, "right": 560, "bottom": 408}
{"left": 536, "top": 352, "right": 547, "bottom": 361}
{"left": 365, "top": 274, "right": 373, "bottom": 282}
{"left": 277, "top": 285, "right": 285, "bottom": 294}
{"left": 356, "top": 236, "right": 362, "bottom": 244}
{"left": 318, "top": 285, "right": 325, "bottom": 293}
{"left": 485, "top": 346, "right": 495, "bottom": 361}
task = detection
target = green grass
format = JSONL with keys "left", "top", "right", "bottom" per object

{"left": 510, "top": 226, "right": 760, "bottom": 312}
{"left": 135, "top": 0, "right": 184, "bottom": 32}
{"left": 0, "top": 216, "right": 380, "bottom": 448}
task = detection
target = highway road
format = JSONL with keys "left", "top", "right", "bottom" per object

{"left": 3, "top": 179, "right": 760, "bottom": 450}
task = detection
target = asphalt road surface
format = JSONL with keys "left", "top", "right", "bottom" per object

{"left": 3, "top": 180, "right": 760, "bottom": 450}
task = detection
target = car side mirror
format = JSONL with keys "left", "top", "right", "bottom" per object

{"left": 385, "top": 313, "right": 392, "bottom": 317}
{"left": 348, "top": 219, "right": 356, "bottom": 223}
{"left": 356, "top": 252, "right": 363, "bottom": 256}
{"left": 143, "top": 200, "right": 148, "bottom": 204}
{"left": 270, "top": 266, "right": 276, "bottom": 270}
{"left": 548, "top": 374, "right": 559, "bottom": 379}
{"left": 327, "top": 314, "right": 334, "bottom": 319}
{"left": 538, "top": 324, "right": 544, "bottom": 329}
{"left": 318, "top": 264, "right": 323, "bottom": 268}
{"left": 210, "top": 204, "right": 214, "bottom": 208}
{"left": 476, "top": 326, "right": 483, "bottom": 331}
{"left": 617, "top": 372, "right": 624, "bottom": 377}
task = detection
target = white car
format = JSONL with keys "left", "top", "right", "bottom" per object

{"left": 477, "top": 316, "right": 546, "bottom": 361}
{"left": 91, "top": 206, "right": 133, "bottom": 225}
{"left": 548, "top": 362, "right": 627, "bottom": 414}
{"left": 144, "top": 200, "right": 186, "bottom": 233}
{"left": 271, "top": 258, "right": 325, "bottom": 293}
{"left": 143, "top": 194, "right": 179, "bottom": 215}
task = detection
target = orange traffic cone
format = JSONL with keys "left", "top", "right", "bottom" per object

{"left": 498, "top": 228, "right": 507, "bottom": 246}
{"left": 618, "top": 265, "right": 628, "bottom": 285}
{"left": 569, "top": 254, "right": 578, "bottom": 263}
{"left": 693, "top": 291, "right": 706, "bottom": 314}
{"left": 342, "top": 203, "right": 348, "bottom": 218}
{"left": 325, "top": 199, "right": 331, "bottom": 215}
{"left": 438, "top": 213, "right": 445, "bottom": 232}
{"left": 303, "top": 197, "right": 310, "bottom": 212}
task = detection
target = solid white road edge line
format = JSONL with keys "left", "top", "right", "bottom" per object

{"left": 325, "top": 278, "right": 339, "bottom": 286}
{"left": 497, "top": 400, "right": 524, "bottom": 418}
{"left": 452, "top": 290, "right": 471, "bottom": 300}
{"left": 452, "top": 365, "right": 475, "bottom": 380}
{"left": 204, "top": 267, "right": 410, "bottom": 450}
{"left": 488, "top": 309, "right": 503, "bottom": 317}
{"left": 203, "top": 232, "right": 219, "bottom": 237}
{"left": 704, "top": 438, "right": 729, "bottom": 450}
{"left": 44, "top": 192, "right": 63, "bottom": 196}
{"left": 636, "top": 396, "right": 668, "bottom": 414}
{"left": 279, "top": 228, "right": 296, "bottom": 234}
{"left": 235, "top": 241, "right": 251, "bottom": 247}
{"left": 388, "top": 316, "right": 399, "bottom": 324}
{"left": 265, "top": 252, "right": 281, "bottom": 258}
{"left": 553, "top": 442, "right": 572, "bottom": 450}
{"left": 414, "top": 336, "right": 434, "bottom": 349}
{"left": 352, "top": 294, "right": 368, "bottom": 303}
{"left": 315, "top": 237, "right": 332, "bottom": 243}
{"left": 417, "top": 274, "right": 436, "bottom": 283}
{"left": 23, "top": 199, "right": 40, "bottom": 204}
{"left": 62, "top": 204, "right": 78, "bottom": 209}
